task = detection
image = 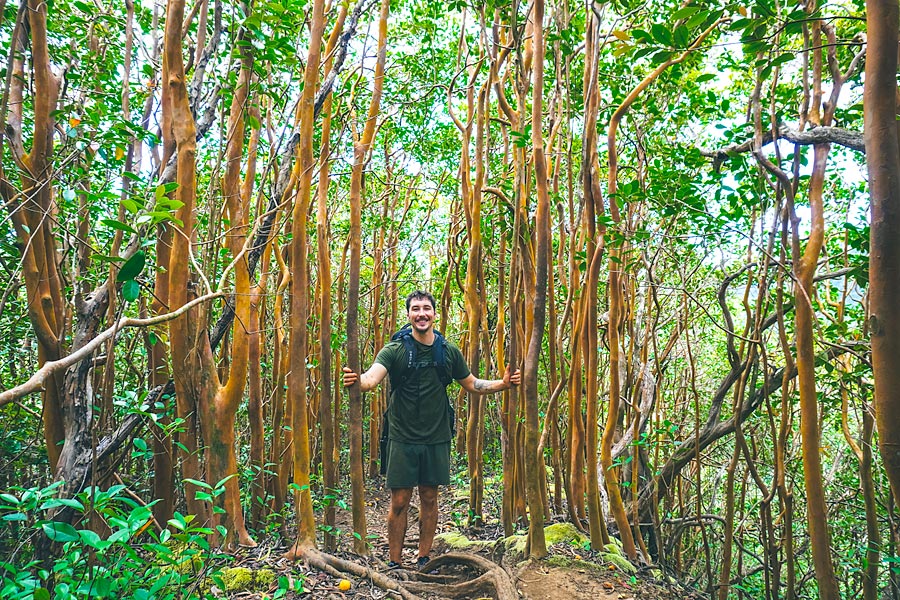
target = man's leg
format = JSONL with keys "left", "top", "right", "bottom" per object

{"left": 417, "top": 485, "right": 438, "bottom": 560}
{"left": 388, "top": 487, "right": 413, "bottom": 563}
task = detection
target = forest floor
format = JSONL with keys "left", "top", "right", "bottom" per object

{"left": 219, "top": 479, "right": 705, "bottom": 600}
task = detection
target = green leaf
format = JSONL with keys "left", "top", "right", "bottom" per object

{"left": 116, "top": 250, "right": 145, "bottom": 282}
{"left": 42, "top": 521, "right": 79, "bottom": 542}
{"left": 155, "top": 184, "right": 169, "bottom": 201}
{"left": 34, "top": 589, "right": 51, "bottom": 600}
{"left": 650, "top": 24, "right": 673, "bottom": 46}
{"left": 78, "top": 529, "right": 103, "bottom": 548}
{"left": 672, "top": 6, "right": 700, "bottom": 20}
{"left": 651, "top": 50, "right": 674, "bottom": 64}
{"left": 686, "top": 11, "right": 710, "bottom": 28}
{"left": 108, "top": 528, "right": 130, "bottom": 543}
{"left": 184, "top": 478, "right": 213, "bottom": 490}
{"left": 770, "top": 52, "right": 795, "bottom": 67}
{"left": 39, "top": 497, "right": 84, "bottom": 512}
{"left": 673, "top": 24, "right": 690, "bottom": 47}
{"left": 630, "top": 28, "right": 653, "bottom": 44}
{"left": 214, "top": 474, "right": 238, "bottom": 490}
{"left": 101, "top": 219, "right": 138, "bottom": 236}
{"left": 122, "top": 280, "right": 140, "bottom": 302}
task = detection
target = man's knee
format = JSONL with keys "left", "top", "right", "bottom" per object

{"left": 390, "top": 488, "right": 413, "bottom": 516}
{"left": 419, "top": 485, "right": 438, "bottom": 509}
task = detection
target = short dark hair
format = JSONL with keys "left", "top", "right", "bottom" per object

{"left": 405, "top": 290, "right": 436, "bottom": 311}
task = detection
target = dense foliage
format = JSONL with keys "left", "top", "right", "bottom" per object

{"left": 0, "top": 0, "right": 897, "bottom": 597}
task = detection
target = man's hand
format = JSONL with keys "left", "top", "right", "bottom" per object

{"left": 342, "top": 366, "right": 359, "bottom": 388}
{"left": 342, "top": 363, "right": 388, "bottom": 393}
{"left": 503, "top": 365, "right": 522, "bottom": 389}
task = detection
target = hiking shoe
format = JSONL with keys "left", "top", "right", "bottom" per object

{"left": 416, "top": 556, "right": 430, "bottom": 570}
{"left": 386, "top": 560, "right": 403, "bottom": 570}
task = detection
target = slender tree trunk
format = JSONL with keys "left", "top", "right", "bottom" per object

{"left": 523, "top": 0, "right": 549, "bottom": 558}
{"left": 286, "top": 0, "right": 326, "bottom": 554}
{"left": 345, "top": 0, "right": 389, "bottom": 555}
{"left": 315, "top": 0, "right": 347, "bottom": 552}
{"left": 163, "top": 0, "right": 210, "bottom": 529}
{"left": 865, "top": 0, "right": 900, "bottom": 509}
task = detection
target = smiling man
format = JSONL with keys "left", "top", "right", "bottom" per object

{"left": 342, "top": 290, "right": 520, "bottom": 570}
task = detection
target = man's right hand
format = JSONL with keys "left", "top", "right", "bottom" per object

{"left": 342, "top": 366, "right": 358, "bottom": 388}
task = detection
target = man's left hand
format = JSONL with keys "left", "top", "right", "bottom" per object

{"left": 504, "top": 365, "right": 522, "bottom": 388}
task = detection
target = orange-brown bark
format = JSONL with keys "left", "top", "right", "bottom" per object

{"left": 602, "top": 20, "right": 722, "bottom": 562}
{"left": 316, "top": 0, "right": 347, "bottom": 552}
{"left": 163, "top": 0, "right": 210, "bottom": 528}
{"left": 524, "top": 0, "right": 549, "bottom": 558}
{"left": 345, "top": 0, "right": 389, "bottom": 556}
{"left": 286, "top": 0, "right": 327, "bottom": 554}
{"left": 580, "top": 7, "right": 608, "bottom": 549}
{"left": 865, "top": 0, "right": 900, "bottom": 513}
{"left": 2, "top": 0, "right": 66, "bottom": 471}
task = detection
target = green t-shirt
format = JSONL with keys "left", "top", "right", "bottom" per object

{"left": 375, "top": 336, "right": 470, "bottom": 444}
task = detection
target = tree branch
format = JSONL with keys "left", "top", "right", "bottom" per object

{"left": 701, "top": 124, "right": 865, "bottom": 170}
{"left": 0, "top": 291, "right": 223, "bottom": 407}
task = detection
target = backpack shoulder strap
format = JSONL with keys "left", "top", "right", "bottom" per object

{"left": 432, "top": 331, "right": 454, "bottom": 387}
{"left": 388, "top": 327, "right": 416, "bottom": 392}
{"left": 389, "top": 327, "right": 454, "bottom": 391}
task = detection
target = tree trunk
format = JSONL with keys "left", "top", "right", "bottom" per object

{"left": 865, "top": 0, "right": 900, "bottom": 509}
{"left": 345, "top": 0, "right": 389, "bottom": 556}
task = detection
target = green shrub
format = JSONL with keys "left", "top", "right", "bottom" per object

{"left": 0, "top": 482, "right": 235, "bottom": 599}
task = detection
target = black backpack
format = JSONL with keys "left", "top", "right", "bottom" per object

{"left": 379, "top": 324, "right": 456, "bottom": 474}
{"left": 387, "top": 323, "right": 455, "bottom": 390}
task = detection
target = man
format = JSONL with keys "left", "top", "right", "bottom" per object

{"left": 342, "top": 290, "right": 520, "bottom": 569}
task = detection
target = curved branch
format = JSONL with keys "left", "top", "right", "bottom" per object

{"left": 0, "top": 291, "right": 223, "bottom": 406}
{"left": 701, "top": 124, "right": 865, "bottom": 170}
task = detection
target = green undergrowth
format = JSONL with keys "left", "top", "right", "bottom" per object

{"left": 0, "top": 481, "right": 299, "bottom": 599}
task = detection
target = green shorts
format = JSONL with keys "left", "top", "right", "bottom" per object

{"left": 385, "top": 440, "right": 451, "bottom": 488}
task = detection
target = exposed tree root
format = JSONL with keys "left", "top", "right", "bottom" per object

{"left": 299, "top": 547, "right": 422, "bottom": 600}
{"left": 402, "top": 552, "right": 519, "bottom": 600}
{"left": 292, "top": 547, "right": 518, "bottom": 600}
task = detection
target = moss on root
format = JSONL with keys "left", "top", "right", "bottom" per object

{"left": 435, "top": 531, "right": 496, "bottom": 552}
{"left": 543, "top": 522, "right": 589, "bottom": 547}
{"left": 219, "top": 567, "right": 279, "bottom": 592}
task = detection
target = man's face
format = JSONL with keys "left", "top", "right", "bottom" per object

{"left": 407, "top": 298, "right": 435, "bottom": 333}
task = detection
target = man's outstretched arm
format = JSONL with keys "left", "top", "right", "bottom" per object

{"left": 458, "top": 365, "right": 521, "bottom": 395}
{"left": 342, "top": 363, "right": 389, "bottom": 393}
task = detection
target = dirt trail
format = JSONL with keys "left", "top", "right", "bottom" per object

{"left": 229, "top": 481, "right": 696, "bottom": 599}
{"left": 325, "top": 482, "right": 660, "bottom": 600}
